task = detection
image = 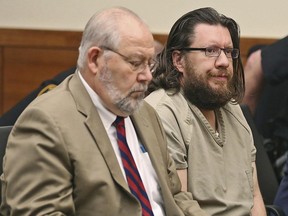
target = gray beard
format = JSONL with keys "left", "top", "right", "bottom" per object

{"left": 99, "top": 66, "right": 146, "bottom": 115}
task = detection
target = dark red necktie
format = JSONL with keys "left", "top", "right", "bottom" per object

{"left": 114, "top": 116, "right": 154, "bottom": 216}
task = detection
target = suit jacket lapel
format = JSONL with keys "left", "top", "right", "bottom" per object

{"left": 68, "top": 73, "right": 130, "bottom": 192}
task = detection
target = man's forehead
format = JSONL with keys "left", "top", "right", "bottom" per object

{"left": 192, "top": 24, "right": 232, "bottom": 45}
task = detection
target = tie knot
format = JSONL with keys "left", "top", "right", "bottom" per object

{"left": 114, "top": 116, "right": 124, "bottom": 127}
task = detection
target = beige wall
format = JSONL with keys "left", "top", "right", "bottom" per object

{"left": 0, "top": 0, "right": 286, "bottom": 39}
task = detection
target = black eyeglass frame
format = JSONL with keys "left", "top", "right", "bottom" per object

{"left": 178, "top": 47, "right": 240, "bottom": 59}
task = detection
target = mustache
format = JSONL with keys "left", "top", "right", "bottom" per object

{"left": 209, "top": 70, "right": 232, "bottom": 78}
{"left": 129, "top": 84, "right": 148, "bottom": 94}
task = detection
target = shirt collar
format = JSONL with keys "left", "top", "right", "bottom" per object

{"left": 78, "top": 70, "right": 116, "bottom": 130}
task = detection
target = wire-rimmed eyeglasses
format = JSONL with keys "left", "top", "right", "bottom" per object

{"left": 178, "top": 47, "right": 240, "bottom": 59}
{"left": 101, "top": 46, "right": 157, "bottom": 73}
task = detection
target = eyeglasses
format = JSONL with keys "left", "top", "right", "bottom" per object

{"left": 179, "top": 47, "right": 239, "bottom": 59}
{"left": 101, "top": 46, "right": 157, "bottom": 73}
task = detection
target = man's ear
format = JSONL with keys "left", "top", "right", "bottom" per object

{"left": 172, "top": 50, "right": 185, "bottom": 73}
{"left": 87, "top": 46, "right": 101, "bottom": 74}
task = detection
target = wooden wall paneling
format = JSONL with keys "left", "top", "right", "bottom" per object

{"left": 2, "top": 47, "right": 78, "bottom": 113}
{"left": 0, "top": 29, "right": 82, "bottom": 49}
{"left": 0, "top": 47, "right": 3, "bottom": 114}
{"left": 153, "top": 34, "right": 168, "bottom": 45}
{"left": 0, "top": 28, "right": 82, "bottom": 114}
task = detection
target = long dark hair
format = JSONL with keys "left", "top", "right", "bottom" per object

{"left": 148, "top": 7, "right": 244, "bottom": 103}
